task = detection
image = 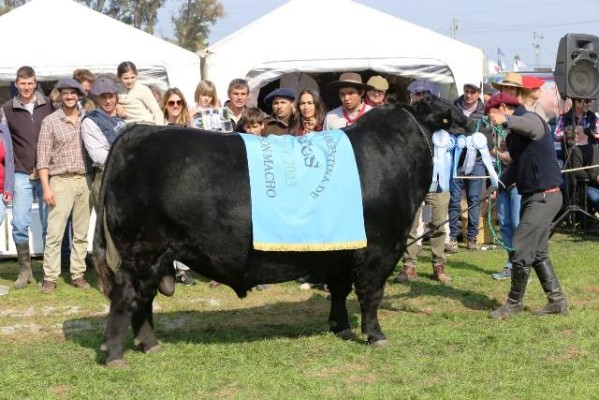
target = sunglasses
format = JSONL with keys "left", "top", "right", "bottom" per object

{"left": 167, "top": 100, "right": 183, "bottom": 107}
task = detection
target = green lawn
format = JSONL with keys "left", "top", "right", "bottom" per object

{"left": 0, "top": 233, "right": 598, "bottom": 399}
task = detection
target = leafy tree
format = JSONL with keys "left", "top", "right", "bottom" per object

{"left": 0, "top": 0, "right": 27, "bottom": 16}
{"left": 173, "top": 0, "right": 224, "bottom": 53}
{"left": 78, "top": 0, "right": 165, "bottom": 33}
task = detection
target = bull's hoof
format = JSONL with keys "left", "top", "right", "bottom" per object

{"left": 106, "top": 359, "right": 127, "bottom": 368}
{"left": 100, "top": 343, "right": 108, "bottom": 352}
{"left": 335, "top": 329, "right": 357, "bottom": 341}
{"left": 370, "top": 339, "right": 389, "bottom": 348}
{"left": 145, "top": 344, "right": 162, "bottom": 354}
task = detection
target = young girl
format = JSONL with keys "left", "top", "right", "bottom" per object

{"left": 190, "top": 80, "right": 233, "bottom": 132}
{"left": 116, "top": 61, "right": 164, "bottom": 125}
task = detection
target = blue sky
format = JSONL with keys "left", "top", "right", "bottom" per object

{"left": 157, "top": 0, "right": 599, "bottom": 71}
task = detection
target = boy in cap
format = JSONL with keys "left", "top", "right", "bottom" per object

{"left": 263, "top": 87, "right": 295, "bottom": 136}
{"left": 324, "top": 72, "right": 373, "bottom": 130}
{"left": 364, "top": 75, "right": 389, "bottom": 107}
{"left": 486, "top": 91, "right": 569, "bottom": 319}
{"left": 37, "top": 78, "right": 91, "bottom": 293}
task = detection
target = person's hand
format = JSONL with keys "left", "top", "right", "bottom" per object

{"left": 488, "top": 109, "right": 506, "bottom": 126}
{"left": 43, "top": 188, "right": 56, "bottom": 207}
{"left": 2, "top": 193, "right": 11, "bottom": 203}
{"left": 115, "top": 104, "right": 126, "bottom": 118}
{"left": 485, "top": 186, "right": 498, "bottom": 199}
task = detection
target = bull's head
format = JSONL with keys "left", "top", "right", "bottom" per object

{"left": 411, "top": 93, "right": 473, "bottom": 134}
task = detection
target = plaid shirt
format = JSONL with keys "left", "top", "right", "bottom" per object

{"left": 37, "top": 107, "right": 88, "bottom": 176}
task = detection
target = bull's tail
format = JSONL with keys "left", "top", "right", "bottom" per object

{"left": 92, "top": 172, "right": 119, "bottom": 298}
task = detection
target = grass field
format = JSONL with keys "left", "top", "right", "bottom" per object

{"left": 1, "top": 232, "right": 598, "bottom": 399}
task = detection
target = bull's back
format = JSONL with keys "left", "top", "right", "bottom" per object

{"left": 103, "top": 126, "right": 252, "bottom": 252}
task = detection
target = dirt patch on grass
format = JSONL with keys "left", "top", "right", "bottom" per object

{"left": 50, "top": 385, "right": 72, "bottom": 397}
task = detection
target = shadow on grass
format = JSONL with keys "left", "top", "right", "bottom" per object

{"left": 62, "top": 293, "right": 362, "bottom": 364}
{"left": 384, "top": 277, "right": 499, "bottom": 312}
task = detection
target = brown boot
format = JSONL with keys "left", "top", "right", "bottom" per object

{"left": 393, "top": 264, "right": 417, "bottom": 283}
{"left": 432, "top": 262, "right": 452, "bottom": 284}
{"left": 14, "top": 243, "right": 36, "bottom": 289}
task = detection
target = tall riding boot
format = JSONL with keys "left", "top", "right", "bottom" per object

{"left": 532, "top": 259, "right": 569, "bottom": 315}
{"left": 14, "top": 243, "right": 36, "bottom": 289}
{"left": 489, "top": 264, "right": 530, "bottom": 319}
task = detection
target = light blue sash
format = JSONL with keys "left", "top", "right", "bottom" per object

{"left": 239, "top": 130, "right": 367, "bottom": 251}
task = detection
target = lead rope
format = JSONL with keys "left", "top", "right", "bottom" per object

{"left": 478, "top": 116, "right": 514, "bottom": 252}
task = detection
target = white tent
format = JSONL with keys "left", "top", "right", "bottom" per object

{"left": 203, "top": 0, "right": 483, "bottom": 101}
{"left": 0, "top": 0, "right": 200, "bottom": 103}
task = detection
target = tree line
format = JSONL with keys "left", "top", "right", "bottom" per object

{"left": 0, "top": 0, "right": 224, "bottom": 53}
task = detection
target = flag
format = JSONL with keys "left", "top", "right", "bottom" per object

{"left": 513, "top": 58, "right": 527, "bottom": 72}
{"left": 497, "top": 47, "right": 507, "bottom": 71}
{"left": 488, "top": 60, "right": 502, "bottom": 74}
{"left": 497, "top": 47, "right": 506, "bottom": 58}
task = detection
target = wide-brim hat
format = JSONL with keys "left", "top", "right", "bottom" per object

{"left": 491, "top": 72, "right": 531, "bottom": 94}
{"left": 327, "top": 72, "right": 373, "bottom": 92}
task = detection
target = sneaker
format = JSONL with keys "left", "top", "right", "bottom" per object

{"left": 255, "top": 284, "right": 268, "bottom": 291}
{"left": 41, "top": 280, "right": 57, "bottom": 294}
{"left": 299, "top": 282, "right": 312, "bottom": 290}
{"left": 72, "top": 277, "right": 91, "bottom": 289}
{"left": 445, "top": 239, "right": 458, "bottom": 254}
{"left": 492, "top": 267, "right": 512, "bottom": 280}
{"left": 176, "top": 271, "right": 197, "bottom": 286}
{"left": 467, "top": 240, "right": 479, "bottom": 251}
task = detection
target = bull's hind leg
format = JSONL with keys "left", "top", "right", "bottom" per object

{"left": 327, "top": 278, "right": 355, "bottom": 340}
{"left": 132, "top": 295, "right": 160, "bottom": 353}
{"left": 102, "top": 291, "right": 133, "bottom": 367}
{"left": 354, "top": 279, "right": 388, "bottom": 347}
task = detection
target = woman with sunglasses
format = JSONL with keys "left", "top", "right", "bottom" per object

{"left": 161, "top": 88, "right": 193, "bottom": 127}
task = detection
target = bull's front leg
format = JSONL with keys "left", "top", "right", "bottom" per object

{"left": 354, "top": 279, "right": 388, "bottom": 347}
{"left": 132, "top": 292, "right": 160, "bottom": 353}
{"left": 327, "top": 278, "right": 355, "bottom": 340}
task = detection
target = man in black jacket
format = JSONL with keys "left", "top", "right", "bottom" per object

{"left": 486, "top": 92, "right": 569, "bottom": 319}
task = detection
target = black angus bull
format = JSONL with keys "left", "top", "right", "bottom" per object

{"left": 94, "top": 95, "right": 468, "bottom": 366}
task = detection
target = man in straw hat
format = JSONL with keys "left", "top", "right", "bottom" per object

{"left": 491, "top": 72, "right": 531, "bottom": 100}
{"left": 324, "top": 72, "right": 373, "bottom": 130}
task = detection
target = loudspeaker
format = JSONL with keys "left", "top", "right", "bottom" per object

{"left": 554, "top": 33, "right": 599, "bottom": 99}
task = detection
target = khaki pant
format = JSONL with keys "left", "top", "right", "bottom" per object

{"left": 43, "top": 175, "right": 91, "bottom": 282}
{"left": 403, "top": 191, "right": 450, "bottom": 267}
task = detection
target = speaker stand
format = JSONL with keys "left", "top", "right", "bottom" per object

{"left": 550, "top": 204, "right": 599, "bottom": 237}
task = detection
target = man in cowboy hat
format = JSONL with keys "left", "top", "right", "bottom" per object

{"left": 491, "top": 72, "right": 531, "bottom": 100}
{"left": 323, "top": 72, "right": 373, "bottom": 130}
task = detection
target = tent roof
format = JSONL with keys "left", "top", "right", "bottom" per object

{"left": 204, "top": 0, "right": 483, "bottom": 97}
{"left": 0, "top": 0, "right": 200, "bottom": 101}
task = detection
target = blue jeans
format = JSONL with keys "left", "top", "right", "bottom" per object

{"left": 497, "top": 186, "right": 521, "bottom": 250}
{"left": 0, "top": 197, "right": 6, "bottom": 226}
{"left": 11, "top": 172, "right": 48, "bottom": 245}
{"left": 448, "top": 160, "right": 485, "bottom": 241}
{"left": 587, "top": 185, "right": 599, "bottom": 211}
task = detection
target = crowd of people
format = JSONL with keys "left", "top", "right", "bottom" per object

{"left": 0, "top": 63, "right": 596, "bottom": 320}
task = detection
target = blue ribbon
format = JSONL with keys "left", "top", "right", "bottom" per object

{"left": 431, "top": 130, "right": 453, "bottom": 192}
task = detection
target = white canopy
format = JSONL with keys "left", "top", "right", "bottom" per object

{"left": 0, "top": 0, "right": 201, "bottom": 102}
{"left": 203, "top": 0, "right": 483, "bottom": 100}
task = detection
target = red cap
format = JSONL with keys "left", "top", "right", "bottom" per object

{"left": 522, "top": 75, "right": 545, "bottom": 90}
{"left": 484, "top": 92, "right": 521, "bottom": 114}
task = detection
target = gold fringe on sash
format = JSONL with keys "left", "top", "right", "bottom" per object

{"left": 253, "top": 240, "right": 367, "bottom": 252}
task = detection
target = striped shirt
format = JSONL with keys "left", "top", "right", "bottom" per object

{"left": 37, "top": 107, "right": 88, "bottom": 176}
